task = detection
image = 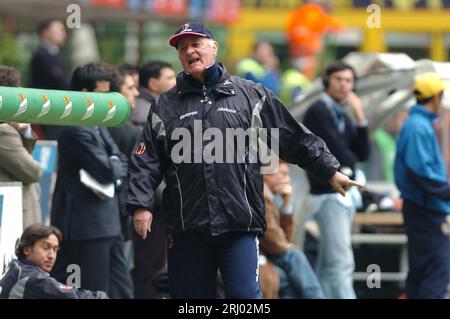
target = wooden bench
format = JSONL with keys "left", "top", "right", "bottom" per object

{"left": 354, "top": 212, "right": 403, "bottom": 226}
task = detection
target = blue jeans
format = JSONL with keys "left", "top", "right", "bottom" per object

{"left": 269, "top": 249, "right": 325, "bottom": 299}
{"left": 315, "top": 199, "right": 356, "bottom": 299}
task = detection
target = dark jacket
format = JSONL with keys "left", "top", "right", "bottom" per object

{"left": 51, "top": 126, "right": 128, "bottom": 241}
{"left": 108, "top": 122, "right": 141, "bottom": 239}
{"left": 0, "top": 259, "right": 108, "bottom": 299}
{"left": 29, "top": 43, "right": 71, "bottom": 140}
{"left": 303, "top": 97, "right": 370, "bottom": 194}
{"left": 30, "top": 44, "right": 70, "bottom": 90}
{"left": 127, "top": 63, "right": 339, "bottom": 236}
{"left": 131, "top": 88, "right": 156, "bottom": 130}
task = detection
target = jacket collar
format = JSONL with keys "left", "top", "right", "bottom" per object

{"left": 138, "top": 87, "right": 156, "bottom": 104}
{"left": 40, "top": 42, "right": 60, "bottom": 55}
{"left": 19, "top": 258, "right": 49, "bottom": 275}
{"left": 410, "top": 104, "right": 438, "bottom": 122}
{"left": 176, "top": 63, "right": 236, "bottom": 97}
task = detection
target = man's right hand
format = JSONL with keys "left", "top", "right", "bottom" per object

{"left": 329, "top": 171, "right": 364, "bottom": 197}
{"left": 133, "top": 208, "right": 153, "bottom": 239}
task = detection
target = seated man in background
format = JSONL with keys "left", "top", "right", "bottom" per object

{"left": 261, "top": 162, "right": 324, "bottom": 299}
{"left": 0, "top": 223, "right": 108, "bottom": 299}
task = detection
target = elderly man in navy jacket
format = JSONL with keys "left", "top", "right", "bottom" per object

{"left": 127, "top": 22, "right": 362, "bottom": 299}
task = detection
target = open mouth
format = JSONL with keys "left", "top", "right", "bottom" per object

{"left": 189, "top": 58, "right": 200, "bottom": 65}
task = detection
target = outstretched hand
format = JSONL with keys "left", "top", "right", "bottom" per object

{"left": 329, "top": 171, "right": 364, "bottom": 197}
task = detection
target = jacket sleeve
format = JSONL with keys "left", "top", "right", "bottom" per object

{"left": 30, "top": 50, "right": 69, "bottom": 89}
{"left": 60, "top": 127, "right": 126, "bottom": 185}
{"left": 100, "top": 127, "right": 128, "bottom": 182}
{"left": 259, "top": 88, "right": 340, "bottom": 184}
{"left": 126, "top": 109, "right": 164, "bottom": 215}
{"left": 26, "top": 274, "right": 108, "bottom": 299}
{"left": 303, "top": 103, "right": 366, "bottom": 174}
{"left": 0, "top": 125, "right": 43, "bottom": 184}
{"left": 350, "top": 123, "right": 371, "bottom": 162}
{"left": 402, "top": 129, "right": 450, "bottom": 199}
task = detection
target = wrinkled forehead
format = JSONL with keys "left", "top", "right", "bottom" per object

{"left": 177, "top": 35, "right": 209, "bottom": 48}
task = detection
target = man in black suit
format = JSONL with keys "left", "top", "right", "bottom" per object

{"left": 50, "top": 63, "right": 132, "bottom": 297}
{"left": 29, "top": 19, "right": 70, "bottom": 140}
{"left": 108, "top": 65, "right": 141, "bottom": 159}
{"left": 108, "top": 66, "right": 141, "bottom": 235}
{"left": 129, "top": 61, "right": 176, "bottom": 298}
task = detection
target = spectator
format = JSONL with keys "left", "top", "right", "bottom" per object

{"left": 0, "top": 223, "right": 108, "bottom": 299}
{"left": 50, "top": 63, "right": 130, "bottom": 297}
{"left": 365, "top": 109, "right": 407, "bottom": 182}
{"left": 119, "top": 64, "right": 139, "bottom": 88}
{"left": 29, "top": 19, "right": 70, "bottom": 140}
{"left": 129, "top": 62, "right": 176, "bottom": 299}
{"left": 0, "top": 65, "right": 43, "bottom": 227}
{"left": 236, "top": 41, "right": 281, "bottom": 96}
{"left": 394, "top": 72, "right": 450, "bottom": 299}
{"left": 280, "top": 58, "right": 311, "bottom": 107}
{"left": 131, "top": 61, "right": 176, "bottom": 129}
{"left": 261, "top": 162, "right": 324, "bottom": 298}
{"left": 108, "top": 66, "right": 141, "bottom": 240}
{"left": 303, "top": 61, "right": 370, "bottom": 298}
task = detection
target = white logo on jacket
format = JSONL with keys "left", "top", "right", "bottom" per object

{"left": 179, "top": 111, "right": 198, "bottom": 120}
{"left": 217, "top": 107, "right": 237, "bottom": 114}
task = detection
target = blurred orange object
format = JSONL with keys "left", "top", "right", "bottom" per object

{"left": 90, "top": 0, "right": 125, "bottom": 8}
{"left": 153, "top": 0, "right": 189, "bottom": 16}
{"left": 207, "top": 0, "right": 241, "bottom": 25}
{"left": 286, "top": 3, "right": 346, "bottom": 78}
{"left": 286, "top": 3, "right": 345, "bottom": 56}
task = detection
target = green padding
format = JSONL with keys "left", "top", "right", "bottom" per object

{"left": 0, "top": 86, "right": 130, "bottom": 127}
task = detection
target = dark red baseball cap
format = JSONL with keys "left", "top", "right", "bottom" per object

{"left": 169, "top": 22, "right": 215, "bottom": 48}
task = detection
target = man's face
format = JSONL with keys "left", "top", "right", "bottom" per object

{"left": 24, "top": 234, "right": 59, "bottom": 272}
{"left": 156, "top": 67, "right": 176, "bottom": 94}
{"left": 131, "top": 73, "right": 139, "bottom": 88}
{"left": 177, "top": 35, "right": 218, "bottom": 80}
{"left": 94, "top": 80, "right": 110, "bottom": 92}
{"left": 121, "top": 74, "right": 139, "bottom": 108}
{"left": 255, "top": 42, "right": 278, "bottom": 69}
{"left": 44, "top": 21, "right": 66, "bottom": 47}
{"left": 326, "top": 69, "right": 355, "bottom": 102}
{"left": 431, "top": 92, "right": 444, "bottom": 114}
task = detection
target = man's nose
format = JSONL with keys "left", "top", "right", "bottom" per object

{"left": 185, "top": 45, "right": 195, "bottom": 54}
{"left": 48, "top": 249, "right": 56, "bottom": 259}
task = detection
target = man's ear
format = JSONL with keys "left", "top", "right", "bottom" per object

{"left": 23, "top": 246, "right": 32, "bottom": 257}
{"left": 212, "top": 41, "right": 219, "bottom": 57}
